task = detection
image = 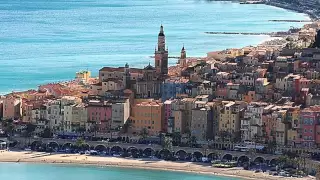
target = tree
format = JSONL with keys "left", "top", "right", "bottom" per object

{"left": 162, "top": 136, "right": 173, "bottom": 151}
{"left": 41, "top": 127, "right": 52, "bottom": 138}
{"left": 140, "top": 128, "right": 148, "bottom": 140}
{"left": 23, "top": 123, "right": 36, "bottom": 144}
{"left": 172, "top": 132, "right": 181, "bottom": 146}
{"left": 188, "top": 136, "right": 197, "bottom": 147}
{"left": 75, "top": 138, "right": 85, "bottom": 149}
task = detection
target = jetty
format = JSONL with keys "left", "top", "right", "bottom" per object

{"left": 204, "top": 31, "right": 291, "bottom": 37}
{"left": 149, "top": 56, "right": 179, "bottom": 59}
{"left": 269, "top": 20, "right": 311, "bottom": 22}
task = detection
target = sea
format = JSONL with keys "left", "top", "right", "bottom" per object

{"left": 0, "top": 162, "right": 239, "bottom": 180}
{"left": 0, "top": 0, "right": 310, "bottom": 95}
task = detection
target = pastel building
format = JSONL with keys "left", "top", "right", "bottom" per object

{"left": 191, "top": 105, "right": 213, "bottom": 141}
{"left": 111, "top": 98, "right": 130, "bottom": 129}
{"left": 2, "top": 95, "right": 22, "bottom": 120}
{"left": 299, "top": 106, "right": 320, "bottom": 148}
{"left": 130, "top": 99, "right": 164, "bottom": 135}
{"left": 46, "top": 100, "right": 63, "bottom": 132}
{"left": 161, "top": 78, "right": 189, "bottom": 101}
{"left": 164, "top": 100, "right": 175, "bottom": 133}
{"left": 87, "top": 100, "right": 112, "bottom": 133}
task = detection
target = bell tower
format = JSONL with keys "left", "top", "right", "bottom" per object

{"left": 179, "top": 45, "right": 187, "bottom": 68}
{"left": 154, "top": 25, "right": 168, "bottom": 75}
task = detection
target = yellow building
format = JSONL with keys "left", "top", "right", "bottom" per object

{"left": 76, "top": 70, "right": 91, "bottom": 83}
{"left": 130, "top": 99, "right": 164, "bottom": 136}
{"left": 219, "top": 101, "right": 246, "bottom": 139}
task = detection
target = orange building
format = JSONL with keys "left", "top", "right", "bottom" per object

{"left": 130, "top": 99, "right": 164, "bottom": 136}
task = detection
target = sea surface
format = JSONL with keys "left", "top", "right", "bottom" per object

{"left": 0, "top": 0, "right": 310, "bottom": 95}
{"left": 0, "top": 162, "right": 239, "bottom": 180}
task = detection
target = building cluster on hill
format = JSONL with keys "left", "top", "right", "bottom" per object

{"left": 1, "top": 23, "right": 320, "bottom": 150}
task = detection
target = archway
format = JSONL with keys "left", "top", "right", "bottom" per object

{"left": 192, "top": 151, "right": 203, "bottom": 161}
{"left": 159, "top": 149, "right": 171, "bottom": 159}
{"left": 79, "top": 144, "right": 90, "bottom": 151}
{"left": 143, "top": 148, "right": 155, "bottom": 157}
{"left": 9, "top": 140, "right": 17, "bottom": 148}
{"left": 127, "top": 147, "right": 139, "bottom": 157}
{"left": 175, "top": 150, "right": 187, "bottom": 160}
{"left": 31, "top": 141, "right": 43, "bottom": 151}
{"left": 254, "top": 157, "right": 265, "bottom": 164}
{"left": 222, "top": 153, "right": 233, "bottom": 161}
{"left": 110, "top": 146, "right": 123, "bottom": 155}
{"left": 95, "top": 145, "right": 107, "bottom": 152}
{"left": 207, "top": 152, "right": 218, "bottom": 161}
{"left": 269, "top": 158, "right": 277, "bottom": 166}
{"left": 237, "top": 155, "right": 249, "bottom": 163}
{"left": 47, "top": 142, "right": 59, "bottom": 151}
{"left": 62, "top": 143, "right": 72, "bottom": 150}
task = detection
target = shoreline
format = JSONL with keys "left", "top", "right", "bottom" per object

{"left": 0, "top": 151, "right": 315, "bottom": 180}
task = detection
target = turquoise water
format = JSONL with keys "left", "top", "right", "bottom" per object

{"left": 0, "top": 163, "right": 239, "bottom": 180}
{"left": 0, "top": 0, "right": 309, "bottom": 95}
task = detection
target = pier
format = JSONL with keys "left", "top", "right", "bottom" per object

{"left": 204, "top": 31, "right": 291, "bottom": 37}
{"left": 269, "top": 20, "right": 312, "bottom": 22}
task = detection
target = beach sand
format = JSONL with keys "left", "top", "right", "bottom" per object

{"left": 0, "top": 151, "right": 315, "bottom": 180}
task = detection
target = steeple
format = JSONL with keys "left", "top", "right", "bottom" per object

{"left": 159, "top": 24, "right": 165, "bottom": 36}
{"left": 180, "top": 45, "right": 187, "bottom": 68}
{"left": 180, "top": 45, "right": 186, "bottom": 59}
{"left": 155, "top": 24, "right": 168, "bottom": 75}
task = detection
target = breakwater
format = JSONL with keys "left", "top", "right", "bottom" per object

{"left": 269, "top": 20, "right": 311, "bottom": 22}
{"left": 204, "top": 31, "right": 291, "bottom": 37}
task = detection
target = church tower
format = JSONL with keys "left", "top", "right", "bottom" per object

{"left": 123, "top": 63, "right": 131, "bottom": 89}
{"left": 179, "top": 45, "right": 187, "bottom": 68}
{"left": 155, "top": 25, "right": 168, "bottom": 75}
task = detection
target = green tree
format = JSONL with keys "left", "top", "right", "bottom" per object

{"left": 75, "top": 138, "right": 85, "bottom": 148}
{"left": 140, "top": 128, "right": 148, "bottom": 139}
{"left": 188, "top": 136, "right": 197, "bottom": 147}
{"left": 23, "top": 123, "right": 36, "bottom": 144}
{"left": 172, "top": 132, "right": 181, "bottom": 146}
{"left": 41, "top": 127, "right": 52, "bottom": 138}
{"left": 162, "top": 136, "right": 173, "bottom": 151}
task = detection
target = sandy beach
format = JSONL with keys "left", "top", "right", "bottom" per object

{"left": 0, "top": 151, "right": 315, "bottom": 180}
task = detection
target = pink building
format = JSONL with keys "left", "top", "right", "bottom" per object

{"left": 262, "top": 113, "right": 276, "bottom": 142}
{"left": 0, "top": 100, "right": 3, "bottom": 120}
{"left": 87, "top": 100, "right": 112, "bottom": 133}
{"left": 299, "top": 106, "right": 320, "bottom": 148}
{"left": 164, "top": 100, "right": 173, "bottom": 133}
{"left": 2, "top": 95, "right": 22, "bottom": 120}
{"left": 216, "top": 85, "right": 227, "bottom": 99}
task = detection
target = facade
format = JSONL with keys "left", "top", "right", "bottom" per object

{"left": 219, "top": 101, "right": 246, "bottom": 141}
{"left": 111, "top": 98, "right": 130, "bottom": 129}
{"left": 2, "top": 95, "right": 22, "bottom": 120}
{"left": 191, "top": 106, "right": 213, "bottom": 141}
{"left": 130, "top": 99, "right": 164, "bottom": 135}
{"left": 164, "top": 100, "right": 174, "bottom": 133}
{"left": 240, "top": 102, "right": 268, "bottom": 141}
{"left": 161, "top": 78, "right": 188, "bottom": 101}
{"left": 87, "top": 100, "right": 112, "bottom": 133}
{"left": 135, "top": 65, "right": 162, "bottom": 98}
